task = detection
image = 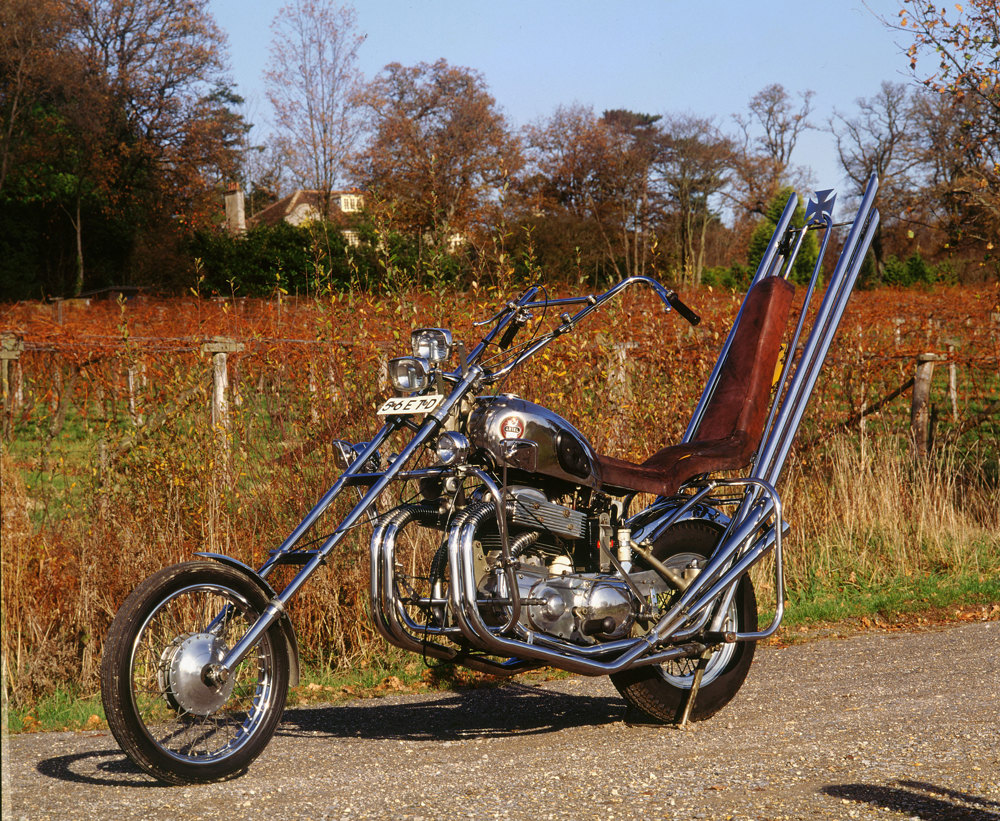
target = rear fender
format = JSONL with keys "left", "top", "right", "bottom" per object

{"left": 627, "top": 498, "right": 731, "bottom": 548}
{"left": 193, "top": 552, "right": 301, "bottom": 687}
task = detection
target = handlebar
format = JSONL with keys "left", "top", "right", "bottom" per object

{"left": 465, "top": 276, "right": 701, "bottom": 383}
{"left": 518, "top": 278, "right": 700, "bottom": 327}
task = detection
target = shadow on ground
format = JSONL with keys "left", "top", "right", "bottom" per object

{"left": 822, "top": 780, "right": 1000, "bottom": 820}
{"left": 278, "top": 680, "right": 626, "bottom": 741}
{"left": 36, "top": 748, "right": 169, "bottom": 788}
{"left": 35, "top": 682, "right": 625, "bottom": 787}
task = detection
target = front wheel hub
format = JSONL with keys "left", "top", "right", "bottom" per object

{"left": 163, "top": 632, "right": 236, "bottom": 715}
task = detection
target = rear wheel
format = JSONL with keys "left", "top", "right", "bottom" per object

{"left": 101, "top": 561, "right": 288, "bottom": 784}
{"left": 610, "top": 520, "right": 757, "bottom": 723}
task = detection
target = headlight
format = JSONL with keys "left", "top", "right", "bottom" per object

{"left": 411, "top": 328, "right": 453, "bottom": 363}
{"left": 388, "top": 356, "right": 431, "bottom": 393}
{"left": 435, "top": 432, "right": 469, "bottom": 466}
{"left": 331, "top": 440, "right": 381, "bottom": 472}
{"left": 331, "top": 439, "right": 355, "bottom": 470}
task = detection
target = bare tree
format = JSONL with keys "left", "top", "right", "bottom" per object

{"left": 522, "top": 104, "right": 609, "bottom": 219}
{"left": 598, "top": 109, "right": 661, "bottom": 278}
{"left": 521, "top": 105, "right": 664, "bottom": 280}
{"left": 68, "top": 0, "right": 229, "bottom": 154}
{"left": 731, "top": 83, "right": 814, "bottom": 215}
{"left": 264, "top": 0, "right": 364, "bottom": 199}
{"left": 831, "top": 83, "right": 921, "bottom": 192}
{"left": 829, "top": 81, "right": 925, "bottom": 272}
{"left": 884, "top": 0, "right": 1000, "bottom": 247}
{"left": 3, "top": 0, "right": 237, "bottom": 294}
{"left": 656, "top": 114, "right": 733, "bottom": 285}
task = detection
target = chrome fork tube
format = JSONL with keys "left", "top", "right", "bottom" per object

{"left": 219, "top": 366, "right": 484, "bottom": 675}
{"left": 259, "top": 423, "right": 397, "bottom": 579}
{"left": 755, "top": 178, "right": 879, "bottom": 488}
{"left": 645, "top": 486, "right": 777, "bottom": 643}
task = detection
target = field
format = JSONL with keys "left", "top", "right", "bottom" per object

{"left": 2, "top": 282, "right": 999, "bottom": 716}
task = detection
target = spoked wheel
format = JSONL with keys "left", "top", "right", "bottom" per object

{"left": 101, "top": 561, "right": 288, "bottom": 784}
{"left": 610, "top": 520, "right": 757, "bottom": 723}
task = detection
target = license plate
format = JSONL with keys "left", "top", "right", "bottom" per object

{"left": 376, "top": 394, "right": 445, "bottom": 416}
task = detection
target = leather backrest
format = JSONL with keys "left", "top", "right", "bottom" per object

{"left": 692, "top": 276, "right": 795, "bottom": 456}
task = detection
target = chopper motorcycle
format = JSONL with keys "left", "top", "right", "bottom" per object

{"left": 100, "top": 176, "right": 879, "bottom": 784}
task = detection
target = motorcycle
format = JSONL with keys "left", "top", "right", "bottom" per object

{"left": 100, "top": 175, "right": 879, "bottom": 784}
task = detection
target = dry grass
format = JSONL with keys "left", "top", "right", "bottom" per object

{"left": 782, "top": 432, "right": 1000, "bottom": 591}
{"left": 2, "top": 286, "right": 998, "bottom": 709}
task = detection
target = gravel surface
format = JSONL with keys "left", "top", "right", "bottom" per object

{"left": 3, "top": 621, "right": 998, "bottom": 820}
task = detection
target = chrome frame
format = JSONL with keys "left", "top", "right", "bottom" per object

{"left": 206, "top": 176, "right": 879, "bottom": 682}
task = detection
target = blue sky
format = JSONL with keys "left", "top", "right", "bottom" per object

{"left": 209, "top": 0, "right": 913, "bottom": 198}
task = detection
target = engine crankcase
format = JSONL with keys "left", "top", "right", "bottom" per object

{"left": 501, "top": 565, "right": 636, "bottom": 645}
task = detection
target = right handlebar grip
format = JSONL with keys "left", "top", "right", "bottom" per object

{"left": 498, "top": 319, "right": 522, "bottom": 350}
{"left": 667, "top": 292, "right": 701, "bottom": 326}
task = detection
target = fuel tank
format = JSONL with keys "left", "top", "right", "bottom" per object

{"left": 468, "top": 396, "right": 602, "bottom": 490}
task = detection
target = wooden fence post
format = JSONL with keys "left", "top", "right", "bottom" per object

{"left": 126, "top": 364, "right": 144, "bottom": 427}
{"left": 1, "top": 333, "right": 24, "bottom": 439}
{"left": 944, "top": 339, "right": 959, "bottom": 423}
{"left": 603, "top": 339, "right": 637, "bottom": 454}
{"left": 308, "top": 361, "right": 319, "bottom": 424}
{"left": 911, "top": 353, "right": 945, "bottom": 459}
{"left": 377, "top": 349, "right": 388, "bottom": 394}
{"left": 201, "top": 337, "right": 244, "bottom": 433}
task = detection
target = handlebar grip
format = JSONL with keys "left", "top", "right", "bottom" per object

{"left": 498, "top": 319, "right": 522, "bottom": 350}
{"left": 667, "top": 292, "right": 700, "bottom": 326}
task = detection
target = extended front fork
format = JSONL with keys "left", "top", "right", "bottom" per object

{"left": 204, "top": 365, "right": 485, "bottom": 685}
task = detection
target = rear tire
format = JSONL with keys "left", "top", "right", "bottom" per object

{"left": 101, "top": 561, "right": 288, "bottom": 784}
{"left": 610, "top": 520, "right": 757, "bottom": 723}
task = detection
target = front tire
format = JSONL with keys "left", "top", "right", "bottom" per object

{"left": 610, "top": 520, "right": 757, "bottom": 723}
{"left": 101, "top": 561, "right": 289, "bottom": 784}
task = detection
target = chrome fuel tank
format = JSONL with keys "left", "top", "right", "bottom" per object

{"left": 468, "top": 396, "right": 602, "bottom": 489}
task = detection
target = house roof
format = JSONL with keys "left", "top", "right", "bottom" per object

{"left": 248, "top": 189, "right": 363, "bottom": 228}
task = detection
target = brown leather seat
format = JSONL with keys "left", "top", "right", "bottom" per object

{"left": 597, "top": 276, "right": 795, "bottom": 498}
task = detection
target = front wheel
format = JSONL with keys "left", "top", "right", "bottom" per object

{"left": 100, "top": 561, "right": 288, "bottom": 784}
{"left": 610, "top": 520, "right": 757, "bottom": 723}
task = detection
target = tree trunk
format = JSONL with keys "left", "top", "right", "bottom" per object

{"left": 73, "top": 192, "right": 84, "bottom": 297}
{"left": 695, "top": 212, "right": 710, "bottom": 285}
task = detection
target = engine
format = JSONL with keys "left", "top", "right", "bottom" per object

{"left": 529, "top": 570, "right": 635, "bottom": 643}
{"left": 481, "top": 559, "right": 637, "bottom": 645}
{"left": 461, "top": 484, "right": 650, "bottom": 646}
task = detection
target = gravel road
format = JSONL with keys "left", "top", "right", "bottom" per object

{"left": 3, "top": 621, "right": 998, "bottom": 820}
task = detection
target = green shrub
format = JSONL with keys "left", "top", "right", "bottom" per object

{"left": 701, "top": 264, "right": 752, "bottom": 290}
{"left": 190, "top": 221, "right": 360, "bottom": 296}
{"left": 882, "top": 252, "right": 935, "bottom": 287}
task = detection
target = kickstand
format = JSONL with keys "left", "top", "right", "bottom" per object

{"left": 676, "top": 647, "right": 713, "bottom": 728}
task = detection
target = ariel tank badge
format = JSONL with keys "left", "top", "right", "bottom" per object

{"left": 500, "top": 415, "right": 525, "bottom": 439}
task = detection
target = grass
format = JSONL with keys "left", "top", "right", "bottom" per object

{"left": 764, "top": 567, "right": 1000, "bottom": 629}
